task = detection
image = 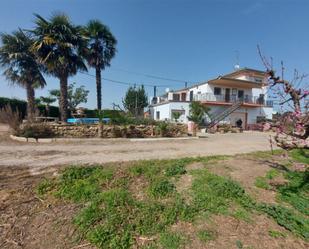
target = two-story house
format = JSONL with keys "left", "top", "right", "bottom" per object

{"left": 149, "top": 68, "right": 274, "bottom": 129}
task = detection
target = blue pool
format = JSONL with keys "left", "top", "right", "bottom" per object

{"left": 67, "top": 118, "right": 110, "bottom": 124}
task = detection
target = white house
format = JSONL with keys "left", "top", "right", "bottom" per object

{"left": 149, "top": 68, "right": 274, "bottom": 129}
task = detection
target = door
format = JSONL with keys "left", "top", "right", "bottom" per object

{"left": 225, "top": 88, "right": 230, "bottom": 102}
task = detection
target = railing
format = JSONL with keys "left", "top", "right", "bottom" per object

{"left": 193, "top": 93, "right": 273, "bottom": 107}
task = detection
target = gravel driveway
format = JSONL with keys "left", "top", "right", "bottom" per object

{"left": 0, "top": 127, "right": 274, "bottom": 172}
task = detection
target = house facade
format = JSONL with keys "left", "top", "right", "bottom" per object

{"left": 149, "top": 68, "right": 274, "bottom": 129}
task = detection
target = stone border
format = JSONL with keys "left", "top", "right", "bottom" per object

{"left": 9, "top": 134, "right": 199, "bottom": 143}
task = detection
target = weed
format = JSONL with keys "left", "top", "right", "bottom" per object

{"left": 232, "top": 208, "right": 252, "bottom": 223}
{"left": 289, "top": 149, "right": 309, "bottom": 164}
{"left": 165, "top": 161, "right": 187, "bottom": 177}
{"left": 56, "top": 166, "right": 113, "bottom": 202}
{"left": 191, "top": 169, "right": 254, "bottom": 214}
{"left": 37, "top": 178, "right": 55, "bottom": 195}
{"left": 268, "top": 230, "right": 286, "bottom": 238}
{"left": 265, "top": 169, "right": 280, "bottom": 180}
{"left": 236, "top": 240, "right": 243, "bottom": 249}
{"left": 258, "top": 203, "right": 309, "bottom": 239}
{"left": 159, "top": 231, "right": 184, "bottom": 249}
{"left": 148, "top": 179, "right": 175, "bottom": 198}
{"left": 254, "top": 176, "right": 270, "bottom": 190}
{"left": 278, "top": 170, "right": 309, "bottom": 215}
{"left": 197, "top": 230, "right": 215, "bottom": 242}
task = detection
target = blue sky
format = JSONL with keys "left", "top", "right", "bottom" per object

{"left": 0, "top": 0, "right": 308, "bottom": 109}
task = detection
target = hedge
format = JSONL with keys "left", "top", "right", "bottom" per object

{"left": 0, "top": 97, "right": 121, "bottom": 119}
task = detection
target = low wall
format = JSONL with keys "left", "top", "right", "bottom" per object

{"left": 49, "top": 123, "right": 187, "bottom": 138}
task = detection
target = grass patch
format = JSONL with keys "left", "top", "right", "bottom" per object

{"left": 258, "top": 203, "right": 309, "bottom": 239}
{"left": 197, "top": 229, "right": 216, "bottom": 242}
{"left": 191, "top": 169, "right": 255, "bottom": 214}
{"left": 289, "top": 149, "right": 309, "bottom": 164}
{"left": 232, "top": 207, "right": 252, "bottom": 223}
{"left": 38, "top": 154, "right": 309, "bottom": 248}
{"left": 148, "top": 179, "right": 175, "bottom": 198}
{"left": 37, "top": 178, "right": 55, "bottom": 196}
{"left": 268, "top": 230, "right": 286, "bottom": 238}
{"left": 254, "top": 176, "right": 270, "bottom": 190}
{"left": 265, "top": 169, "right": 280, "bottom": 180}
{"left": 254, "top": 169, "right": 280, "bottom": 190}
{"left": 165, "top": 161, "right": 187, "bottom": 177}
{"left": 159, "top": 231, "right": 184, "bottom": 249}
{"left": 56, "top": 166, "right": 114, "bottom": 202}
{"left": 278, "top": 170, "right": 309, "bottom": 215}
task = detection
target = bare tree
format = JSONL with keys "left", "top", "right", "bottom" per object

{"left": 258, "top": 45, "right": 309, "bottom": 149}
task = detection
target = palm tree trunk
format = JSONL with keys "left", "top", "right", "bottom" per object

{"left": 96, "top": 66, "right": 104, "bottom": 138}
{"left": 96, "top": 66, "right": 102, "bottom": 110}
{"left": 26, "top": 83, "right": 35, "bottom": 122}
{"left": 59, "top": 75, "right": 69, "bottom": 122}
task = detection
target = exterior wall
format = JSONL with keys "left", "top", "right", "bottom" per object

{"left": 247, "top": 107, "right": 273, "bottom": 123}
{"left": 150, "top": 102, "right": 190, "bottom": 123}
{"left": 207, "top": 105, "right": 273, "bottom": 126}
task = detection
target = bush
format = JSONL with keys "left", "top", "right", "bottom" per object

{"left": 0, "top": 105, "right": 22, "bottom": 133}
{"left": 17, "top": 123, "right": 55, "bottom": 139}
{"left": 155, "top": 122, "right": 169, "bottom": 137}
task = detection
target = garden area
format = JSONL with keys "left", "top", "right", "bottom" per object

{"left": 1, "top": 149, "right": 308, "bottom": 249}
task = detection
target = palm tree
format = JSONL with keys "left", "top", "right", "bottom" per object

{"left": 31, "top": 13, "right": 87, "bottom": 122}
{"left": 83, "top": 20, "right": 117, "bottom": 110}
{"left": 0, "top": 30, "right": 46, "bottom": 121}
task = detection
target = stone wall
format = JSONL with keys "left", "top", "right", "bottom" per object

{"left": 48, "top": 123, "right": 187, "bottom": 138}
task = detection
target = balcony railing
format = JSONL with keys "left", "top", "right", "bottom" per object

{"left": 193, "top": 93, "right": 273, "bottom": 107}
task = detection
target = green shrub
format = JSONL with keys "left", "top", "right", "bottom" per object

{"left": 155, "top": 122, "right": 169, "bottom": 137}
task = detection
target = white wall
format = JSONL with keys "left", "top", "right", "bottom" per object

{"left": 150, "top": 102, "right": 190, "bottom": 123}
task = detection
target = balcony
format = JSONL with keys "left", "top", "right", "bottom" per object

{"left": 193, "top": 93, "right": 273, "bottom": 107}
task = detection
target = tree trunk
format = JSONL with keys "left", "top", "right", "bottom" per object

{"left": 96, "top": 66, "right": 102, "bottom": 110}
{"left": 26, "top": 83, "right": 35, "bottom": 122}
{"left": 96, "top": 67, "right": 104, "bottom": 138}
{"left": 59, "top": 75, "right": 69, "bottom": 122}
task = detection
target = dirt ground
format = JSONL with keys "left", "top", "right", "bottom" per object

{"left": 0, "top": 124, "right": 275, "bottom": 174}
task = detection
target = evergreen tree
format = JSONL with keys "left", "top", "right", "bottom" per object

{"left": 123, "top": 85, "right": 148, "bottom": 117}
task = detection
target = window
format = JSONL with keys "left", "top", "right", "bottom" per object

{"left": 171, "top": 110, "right": 185, "bottom": 121}
{"left": 214, "top": 87, "right": 221, "bottom": 95}
{"left": 238, "top": 90, "right": 244, "bottom": 99}
{"left": 173, "top": 93, "right": 180, "bottom": 101}
{"left": 189, "top": 91, "right": 194, "bottom": 101}
{"left": 254, "top": 77, "right": 263, "bottom": 83}
{"left": 232, "top": 88, "right": 237, "bottom": 95}
{"left": 156, "top": 111, "right": 160, "bottom": 120}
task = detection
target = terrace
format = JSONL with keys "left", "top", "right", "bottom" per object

{"left": 194, "top": 93, "right": 273, "bottom": 107}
